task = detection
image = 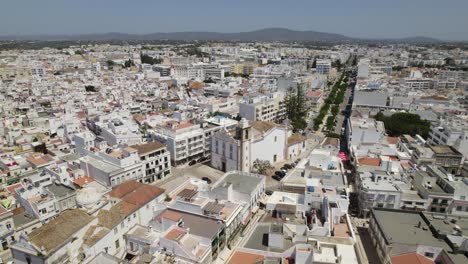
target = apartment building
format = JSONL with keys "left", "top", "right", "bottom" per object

{"left": 130, "top": 141, "right": 171, "bottom": 183}
{"left": 95, "top": 117, "right": 142, "bottom": 147}
{"left": 403, "top": 77, "right": 434, "bottom": 89}
{"left": 316, "top": 59, "right": 331, "bottom": 75}
{"left": 79, "top": 147, "right": 144, "bottom": 187}
{"left": 149, "top": 121, "right": 205, "bottom": 166}
{"left": 428, "top": 145, "right": 464, "bottom": 176}
{"left": 357, "top": 171, "right": 403, "bottom": 217}
{"left": 14, "top": 172, "right": 76, "bottom": 222}
{"left": 411, "top": 169, "right": 454, "bottom": 213}
{"left": 428, "top": 117, "right": 468, "bottom": 159}
{"left": 239, "top": 92, "right": 286, "bottom": 123}
{"left": 369, "top": 208, "right": 467, "bottom": 264}
{"left": 346, "top": 112, "right": 385, "bottom": 150}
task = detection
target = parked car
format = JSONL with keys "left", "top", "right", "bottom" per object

{"left": 188, "top": 160, "right": 197, "bottom": 166}
{"left": 265, "top": 190, "right": 273, "bottom": 195}
{"left": 275, "top": 171, "right": 285, "bottom": 177}
{"left": 201, "top": 177, "right": 212, "bottom": 184}
{"left": 284, "top": 164, "right": 293, "bottom": 170}
{"left": 272, "top": 175, "right": 282, "bottom": 181}
{"left": 280, "top": 166, "right": 289, "bottom": 171}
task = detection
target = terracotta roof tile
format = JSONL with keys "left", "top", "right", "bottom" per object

{"left": 108, "top": 180, "right": 144, "bottom": 198}
{"left": 391, "top": 253, "right": 434, "bottom": 264}
{"left": 122, "top": 185, "right": 165, "bottom": 207}
{"left": 358, "top": 157, "right": 381, "bottom": 167}
{"left": 387, "top": 136, "right": 398, "bottom": 144}
{"left": 130, "top": 141, "right": 165, "bottom": 155}
{"left": 228, "top": 251, "right": 265, "bottom": 264}
{"left": 160, "top": 210, "right": 182, "bottom": 222}
{"left": 73, "top": 176, "right": 94, "bottom": 188}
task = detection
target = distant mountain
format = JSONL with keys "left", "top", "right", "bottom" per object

{"left": 0, "top": 28, "right": 445, "bottom": 43}
{"left": 396, "top": 36, "right": 443, "bottom": 43}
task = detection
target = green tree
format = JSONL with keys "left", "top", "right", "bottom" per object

{"left": 124, "top": 59, "right": 134, "bottom": 68}
{"left": 106, "top": 60, "right": 115, "bottom": 68}
{"left": 140, "top": 53, "right": 162, "bottom": 65}
{"left": 311, "top": 58, "right": 317, "bottom": 68}
{"left": 444, "top": 57, "right": 455, "bottom": 66}
{"left": 253, "top": 159, "right": 273, "bottom": 175}
{"left": 375, "top": 112, "right": 431, "bottom": 139}
{"left": 333, "top": 59, "right": 342, "bottom": 70}
{"left": 284, "top": 85, "right": 308, "bottom": 132}
{"left": 85, "top": 85, "right": 96, "bottom": 92}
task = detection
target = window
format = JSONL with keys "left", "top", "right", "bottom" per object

{"left": 120, "top": 222, "right": 124, "bottom": 228}
{"left": 114, "top": 227, "right": 118, "bottom": 234}
{"left": 273, "top": 155, "right": 277, "bottom": 162}
{"left": 274, "top": 136, "right": 277, "bottom": 142}
{"left": 115, "top": 239, "right": 120, "bottom": 249}
{"left": 424, "top": 252, "right": 434, "bottom": 258}
{"left": 456, "top": 206, "right": 463, "bottom": 211}
{"left": 461, "top": 196, "right": 466, "bottom": 201}
{"left": 6, "top": 223, "right": 11, "bottom": 230}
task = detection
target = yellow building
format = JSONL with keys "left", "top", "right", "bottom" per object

{"left": 0, "top": 65, "right": 31, "bottom": 80}
{"left": 231, "top": 64, "right": 244, "bottom": 75}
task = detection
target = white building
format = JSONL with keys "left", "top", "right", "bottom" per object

{"left": 130, "top": 141, "right": 172, "bottom": 183}
{"left": 211, "top": 119, "right": 305, "bottom": 172}
{"left": 316, "top": 59, "right": 331, "bottom": 75}
{"left": 428, "top": 117, "right": 468, "bottom": 159}
{"left": 148, "top": 121, "right": 205, "bottom": 166}
{"left": 239, "top": 92, "right": 286, "bottom": 123}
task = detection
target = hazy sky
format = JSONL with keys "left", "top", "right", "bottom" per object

{"left": 2, "top": 0, "right": 468, "bottom": 40}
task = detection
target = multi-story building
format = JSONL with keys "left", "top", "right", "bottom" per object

{"left": 79, "top": 147, "right": 145, "bottom": 187}
{"left": 211, "top": 171, "right": 266, "bottom": 213}
{"left": 15, "top": 172, "right": 76, "bottom": 222}
{"left": 130, "top": 141, "right": 171, "bottom": 183}
{"left": 411, "top": 168, "right": 454, "bottom": 213}
{"left": 95, "top": 118, "right": 142, "bottom": 147}
{"left": 428, "top": 117, "right": 468, "bottom": 159}
{"left": 152, "top": 65, "right": 171, "bottom": 77}
{"left": 369, "top": 208, "right": 467, "bottom": 264}
{"left": 316, "top": 59, "right": 331, "bottom": 75}
{"left": 357, "top": 171, "right": 403, "bottom": 217}
{"left": 346, "top": 112, "right": 385, "bottom": 150}
{"left": 403, "top": 77, "right": 433, "bottom": 89}
{"left": 239, "top": 92, "right": 286, "bottom": 123}
{"left": 0, "top": 65, "right": 31, "bottom": 80}
{"left": 411, "top": 145, "right": 435, "bottom": 168}
{"left": 149, "top": 121, "right": 205, "bottom": 166}
{"left": 439, "top": 70, "right": 468, "bottom": 81}
{"left": 428, "top": 145, "right": 464, "bottom": 176}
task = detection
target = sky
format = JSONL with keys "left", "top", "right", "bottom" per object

{"left": 1, "top": 0, "right": 468, "bottom": 41}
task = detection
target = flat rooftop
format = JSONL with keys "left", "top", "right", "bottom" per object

{"left": 372, "top": 209, "right": 467, "bottom": 263}
{"left": 373, "top": 209, "right": 443, "bottom": 246}
{"left": 244, "top": 223, "right": 293, "bottom": 253}
{"left": 428, "top": 145, "right": 462, "bottom": 156}
{"left": 218, "top": 173, "right": 262, "bottom": 194}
